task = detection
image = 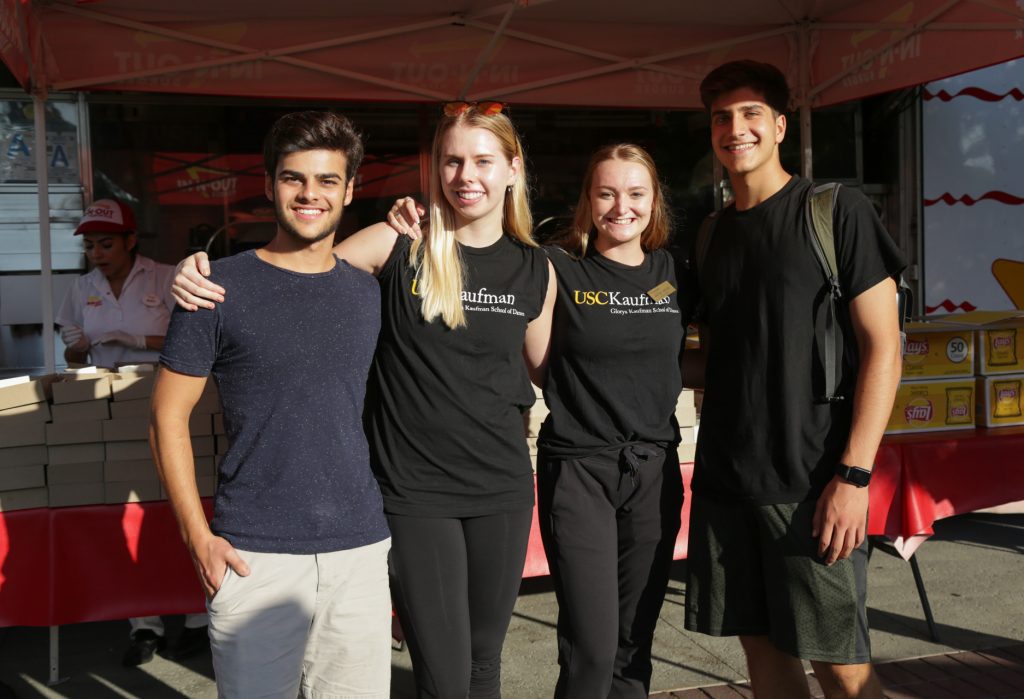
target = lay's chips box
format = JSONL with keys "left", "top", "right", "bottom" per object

{"left": 886, "top": 379, "right": 975, "bottom": 434}
{"left": 977, "top": 328, "right": 1024, "bottom": 375}
{"left": 901, "top": 327, "right": 974, "bottom": 380}
{"left": 976, "top": 374, "right": 1024, "bottom": 427}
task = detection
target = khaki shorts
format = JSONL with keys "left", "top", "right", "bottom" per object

{"left": 684, "top": 497, "right": 871, "bottom": 664}
{"left": 207, "top": 537, "right": 392, "bottom": 698}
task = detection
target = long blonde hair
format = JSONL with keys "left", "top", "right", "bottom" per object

{"left": 559, "top": 143, "right": 671, "bottom": 258}
{"left": 410, "top": 107, "right": 535, "bottom": 329}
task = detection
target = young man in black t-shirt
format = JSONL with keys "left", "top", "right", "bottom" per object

{"left": 684, "top": 61, "right": 905, "bottom": 699}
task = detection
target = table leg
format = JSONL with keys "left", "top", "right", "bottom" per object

{"left": 909, "top": 554, "right": 940, "bottom": 644}
{"left": 868, "top": 537, "right": 941, "bottom": 644}
{"left": 47, "top": 625, "right": 67, "bottom": 686}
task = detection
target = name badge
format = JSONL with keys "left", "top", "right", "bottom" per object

{"left": 647, "top": 281, "right": 676, "bottom": 302}
{"left": 142, "top": 294, "right": 161, "bottom": 307}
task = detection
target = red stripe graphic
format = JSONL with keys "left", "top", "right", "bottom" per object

{"left": 923, "top": 87, "right": 1024, "bottom": 102}
{"left": 924, "top": 192, "right": 1024, "bottom": 206}
{"left": 926, "top": 300, "right": 978, "bottom": 314}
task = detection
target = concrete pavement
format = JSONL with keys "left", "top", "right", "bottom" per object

{"left": 1, "top": 512, "right": 1021, "bottom": 697}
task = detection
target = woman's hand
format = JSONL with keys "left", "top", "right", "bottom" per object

{"left": 386, "top": 197, "right": 426, "bottom": 240}
{"left": 60, "top": 325, "right": 90, "bottom": 352}
{"left": 94, "top": 330, "right": 146, "bottom": 349}
{"left": 171, "top": 252, "right": 225, "bottom": 311}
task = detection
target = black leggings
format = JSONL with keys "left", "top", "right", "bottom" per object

{"left": 537, "top": 446, "right": 683, "bottom": 698}
{"left": 388, "top": 509, "right": 533, "bottom": 699}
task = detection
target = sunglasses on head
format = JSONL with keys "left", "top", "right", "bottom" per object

{"left": 442, "top": 101, "right": 507, "bottom": 117}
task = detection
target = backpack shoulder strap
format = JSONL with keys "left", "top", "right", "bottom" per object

{"left": 806, "top": 182, "right": 841, "bottom": 293}
{"left": 805, "top": 182, "right": 844, "bottom": 403}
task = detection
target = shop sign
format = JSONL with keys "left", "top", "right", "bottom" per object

{"left": 151, "top": 152, "right": 265, "bottom": 205}
{"left": 0, "top": 128, "right": 79, "bottom": 184}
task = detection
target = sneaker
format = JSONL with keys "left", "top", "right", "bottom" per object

{"left": 122, "top": 629, "right": 165, "bottom": 667}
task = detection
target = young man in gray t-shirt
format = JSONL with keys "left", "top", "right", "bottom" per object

{"left": 152, "top": 111, "right": 395, "bottom": 698}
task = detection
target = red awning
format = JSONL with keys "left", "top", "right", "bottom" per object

{"left": 3, "top": 1, "right": 1022, "bottom": 109}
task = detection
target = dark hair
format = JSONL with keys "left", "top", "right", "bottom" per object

{"left": 699, "top": 60, "right": 790, "bottom": 114}
{"left": 262, "top": 111, "right": 365, "bottom": 183}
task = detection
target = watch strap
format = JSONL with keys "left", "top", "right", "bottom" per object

{"left": 836, "top": 463, "right": 872, "bottom": 487}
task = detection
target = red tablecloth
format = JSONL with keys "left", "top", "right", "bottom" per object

{"left": 867, "top": 427, "right": 1024, "bottom": 556}
{"left": 3, "top": 428, "right": 1023, "bottom": 627}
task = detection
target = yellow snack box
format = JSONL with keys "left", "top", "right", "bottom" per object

{"left": 976, "top": 374, "right": 1024, "bottom": 427}
{"left": 886, "top": 379, "right": 976, "bottom": 434}
{"left": 977, "top": 328, "right": 1024, "bottom": 375}
{"left": 901, "top": 329, "right": 974, "bottom": 379}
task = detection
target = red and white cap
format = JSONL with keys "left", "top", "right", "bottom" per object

{"left": 74, "top": 199, "right": 137, "bottom": 235}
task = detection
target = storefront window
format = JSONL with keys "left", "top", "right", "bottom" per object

{"left": 88, "top": 98, "right": 866, "bottom": 267}
{"left": 88, "top": 101, "right": 423, "bottom": 265}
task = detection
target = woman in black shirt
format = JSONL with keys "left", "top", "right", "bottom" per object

{"left": 537, "top": 144, "right": 692, "bottom": 698}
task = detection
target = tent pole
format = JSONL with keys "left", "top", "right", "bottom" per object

{"left": 34, "top": 92, "right": 56, "bottom": 375}
{"left": 798, "top": 22, "right": 813, "bottom": 181}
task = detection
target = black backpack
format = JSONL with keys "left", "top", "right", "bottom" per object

{"left": 694, "top": 183, "right": 911, "bottom": 403}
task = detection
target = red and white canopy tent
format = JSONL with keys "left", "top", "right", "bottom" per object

{"left": 2, "top": 0, "right": 1023, "bottom": 371}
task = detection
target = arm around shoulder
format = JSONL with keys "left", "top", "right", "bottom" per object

{"left": 332, "top": 222, "right": 400, "bottom": 277}
{"left": 523, "top": 258, "right": 557, "bottom": 388}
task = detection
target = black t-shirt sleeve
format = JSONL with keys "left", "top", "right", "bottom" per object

{"left": 160, "top": 303, "right": 220, "bottom": 377}
{"left": 526, "top": 246, "right": 551, "bottom": 322}
{"left": 835, "top": 186, "right": 907, "bottom": 301}
{"left": 378, "top": 234, "right": 411, "bottom": 284}
{"left": 670, "top": 246, "right": 700, "bottom": 326}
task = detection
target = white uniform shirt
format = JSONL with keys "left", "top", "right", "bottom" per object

{"left": 56, "top": 255, "right": 176, "bottom": 369}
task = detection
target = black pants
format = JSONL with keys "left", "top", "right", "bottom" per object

{"left": 537, "top": 446, "right": 683, "bottom": 698}
{"left": 388, "top": 509, "right": 533, "bottom": 699}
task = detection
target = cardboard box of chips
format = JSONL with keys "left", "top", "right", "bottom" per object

{"left": 976, "top": 374, "right": 1024, "bottom": 428}
{"left": 924, "top": 311, "right": 1024, "bottom": 376}
{"left": 976, "top": 328, "right": 1024, "bottom": 376}
{"left": 886, "top": 378, "right": 976, "bottom": 434}
{"left": 901, "top": 323, "right": 974, "bottom": 380}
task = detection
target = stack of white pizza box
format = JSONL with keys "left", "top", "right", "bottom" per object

{"left": 522, "top": 386, "right": 701, "bottom": 467}
{"left": 0, "top": 376, "right": 53, "bottom": 511}
{"left": 676, "top": 388, "right": 698, "bottom": 463}
{"left": 191, "top": 381, "right": 222, "bottom": 497}
{"left": 522, "top": 384, "right": 547, "bottom": 470}
{"left": 45, "top": 371, "right": 111, "bottom": 506}
{"left": 0, "top": 366, "right": 224, "bottom": 511}
{"left": 101, "top": 366, "right": 219, "bottom": 503}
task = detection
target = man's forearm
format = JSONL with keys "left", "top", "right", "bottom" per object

{"left": 841, "top": 340, "right": 902, "bottom": 470}
{"left": 150, "top": 416, "right": 210, "bottom": 548}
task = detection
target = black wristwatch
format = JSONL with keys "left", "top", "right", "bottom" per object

{"left": 835, "top": 463, "right": 872, "bottom": 487}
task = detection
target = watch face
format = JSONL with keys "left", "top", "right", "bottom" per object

{"left": 839, "top": 464, "right": 871, "bottom": 487}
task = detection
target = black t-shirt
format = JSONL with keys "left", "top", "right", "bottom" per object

{"left": 694, "top": 176, "right": 906, "bottom": 504}
{"left": 367, "top": 235, "right": 549, "bottom": 517}
{"left": 160, "top": 250, "right": 389, "bottom": 554}
{"left": 538, "top": 246, "right": 695, "bottom": 457}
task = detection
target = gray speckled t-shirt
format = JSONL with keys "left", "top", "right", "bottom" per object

{"left": 161, "top": 250, "right": 388, "bottom": 554}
